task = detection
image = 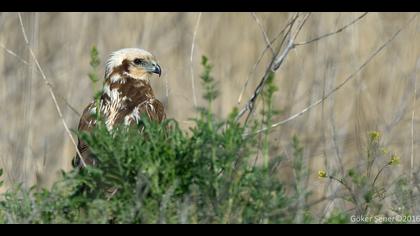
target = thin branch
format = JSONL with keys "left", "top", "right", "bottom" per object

{"left": 190, "top": 12, "right": 201, "bottom": 107}
{"left": 294, "top": 12, "right": 368, "bottom": 47}
{"left": 0, "top": 43, "right": 29, "bottom": 65}
{"left": 237, "top": 13, "right": 299, "bottom": 105}
{"left": 57, "top": 94, "right": 81, "bottom": 117}
{"left": 251, "top": 12, "right": 275, "bottom": 55}
{"left": 248, "top": 15, "right": 311, "bottom": 124}
{"left": 328, "top": 175, "right": 359, "bottom": 208}
{"left": 372, "top": 163, "right": 390, "bottom": 188}
{"left": 271, "top": 34, "right": 294, "bottom": 71}
{"left": 18, "top": 14, "right": 29, "bottom": 44}
{"left": 271, "top": 12, "right": 311, "bottom": 70}
{"left": 235, "top": 14, "right": 297, "bottom": 121}
{"left": 271, "top": 13, "right": 305, "bottom": 71}
{"left": 0, "top": 42, "right": 80, "bottom": 117}
{"left": 17, "top": 13, "right": 86, "bottom": 168}
{"left": 250, "top": 13, "right": 418, "bottom": 136}
{"left": 292, "top": 13, "right": 312, "bottom": 41}
{"left": 236, "top": 13, "right": 308, "bottom": 123}
{"left": 412, "top": 50, "right": 419, "bottom": 183}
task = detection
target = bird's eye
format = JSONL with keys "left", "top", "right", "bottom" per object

{"left": 133, "top": 58, "right": 144, "bottom": 65}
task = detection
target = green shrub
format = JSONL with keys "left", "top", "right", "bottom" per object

{"left": 0, "top": 54, "right": 291, "bottom": 224}
{"left": 318, "top": 130, "right": 402, "bottom": 221}
{"left": 1, "top": 48, "right": 403, "bottom": 224}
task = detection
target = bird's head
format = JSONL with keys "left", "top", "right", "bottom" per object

{"left": 105, "top": 48, "right": 161, "bottom": 81}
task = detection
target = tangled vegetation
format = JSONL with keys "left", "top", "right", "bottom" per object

{"left": 0, "top": 51, "right": 406, "bottom": 224}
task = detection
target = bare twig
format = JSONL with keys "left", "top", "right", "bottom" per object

{"left": 0, "top": 43, "right": 29, "bottom": 65}
{"left": 236, "top": 13, "right": 310, "bottom": 123}
{"left": 294, "top": 12, "right": 368, "bottom": 47}
{"left": 250, "top": 13, "right": 418, "bottom": 136}
{"left": 57, "top": 95, "right": 81, "bottom": 117}
{"left": 235, "top": 14, "right": 298, "bottom": 122}
{"left": 240, "top": 11, "right": 366, "bottom": 110}
{"left": 0, "top": 42, "right": 80, "bottom": 117}
{"left": 17, "top": 13, "right": 86, "bottom": 168}
{"left": 272, "top": 13, "right": 309, "bottom": 71}
{"left": 412, "top": 53, "right": 419, "bottom": 182}
{"left": 372, "top": 163, "right": 391, "bottom": 188}
{"left": 237, "top": 13, "right": 299, "bottom": 105}
{"left": 251, "top": 12, "right": 275, "bottom": 55}
{"left": 328, "top": 175, "right": 359, "bottom": 209}
{"left": 190, "top": 12, "right": 201, "bottom": 107}
{"left": 19, "top": 14, "right": 29, "bottom": 43}
{"left": 238, "top": 13, "right": 298, "bottom": 104}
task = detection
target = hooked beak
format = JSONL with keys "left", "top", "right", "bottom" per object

{"left": 152, "top": 63, "right": 161, "bottom": 77}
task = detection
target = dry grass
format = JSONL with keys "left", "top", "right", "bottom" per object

{"left": 0, "top": 12, "right": 419, "bottom": 218}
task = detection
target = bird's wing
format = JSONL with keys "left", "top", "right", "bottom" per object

{"left": 139, "top": 98, "right": 166, "bottom": 123}
{"left": 73, "top": 102, "right": 97, "bottom": 167}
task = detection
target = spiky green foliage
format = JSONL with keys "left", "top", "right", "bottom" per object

{"left": 88, "top": 46, "right": 100, "bottom": 84}
{"left": 0, "top": 55, "right": 292, "bottom": 224}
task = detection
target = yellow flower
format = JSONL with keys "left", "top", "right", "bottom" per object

{"left": 318, "top": 170, "right": 327, "bottom": 178}
{"left": 389, "top": 155, "right": 400, "bottom": 165}
{"left": 369, "top": 131, "right": 381, "bottom": 142}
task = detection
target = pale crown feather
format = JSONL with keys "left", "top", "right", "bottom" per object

{"left": 105, "top": 48, "right": 154, "bottom": 78}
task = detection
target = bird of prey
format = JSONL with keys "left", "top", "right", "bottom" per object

{"left": 73, "top": 48, "right": 165, "bottom": 168}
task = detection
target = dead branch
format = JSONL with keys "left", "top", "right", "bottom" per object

{"left": 0, "top": 42, "right": 81, "bottom": 117}
{"left": 237, "top": 13, "right": 299, "bottom": 105}
{"left": 249, "top": 13, "right": 418, "bottom": 136}
{"left": 17, "top": 13, "right": 86, "bottom": 168}
{"left": 190, "top": 12, "right": 201, "bottom": 107}
{"left": 294, "top": 12, "right": 368, "bottom": 47}
{"left": 237, "top": 13, "right": 369, "bottom": 109}
{"left": 0, "top": 43, "right": 29, "bottom": 65}
{"left": 412, "top": 51, "right": 420, "bottom": 183}
{"left": 251, "top": 12, "right": 275, "bottom": 55}
{"left": 235, "top": 13, "right": 310, "bottom": 123}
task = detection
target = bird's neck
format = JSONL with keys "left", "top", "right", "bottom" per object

{"left": 100, "top": 75, "right": 155, "bottom": 106}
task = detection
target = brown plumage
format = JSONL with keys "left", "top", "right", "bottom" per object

{"left": 73, "top": 48, "right": 165, "bottom": 168}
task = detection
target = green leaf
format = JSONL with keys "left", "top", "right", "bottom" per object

{"left": 89, "top": 46, "right": 100, "bottom": 68}
{"left": 88, "top": 73, "right": 99, "bottom": 83}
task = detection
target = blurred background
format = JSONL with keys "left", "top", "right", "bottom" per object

{"left": 0, "top": 12, "right": 419, "bottom": 214}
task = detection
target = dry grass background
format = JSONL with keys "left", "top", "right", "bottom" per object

{"left": 0, "top": 12, "right": 419, "bottom": 217}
